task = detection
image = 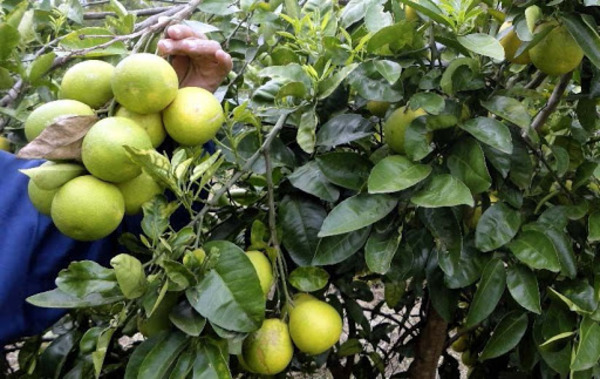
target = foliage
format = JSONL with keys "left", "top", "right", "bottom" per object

{"left": 4, "top": 0, "right": 600, "bottom": 377}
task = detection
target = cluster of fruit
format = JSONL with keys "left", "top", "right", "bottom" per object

{"left": 23, "top": 53, "right": 225, "bottom": 241}
{"left": 239, "top": 251, "right": 343, "bottom": 375}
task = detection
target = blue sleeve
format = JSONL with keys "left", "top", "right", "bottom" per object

{"left": 0, "top": 151, "right": 119, "bottom": 344}
{"left": 0, "top": 142, "right": 214, "bottom": 344}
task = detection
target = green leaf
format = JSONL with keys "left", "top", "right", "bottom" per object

{"left": 420, "top": 207, "right": 462, "bottom": 257}
{"left": 0, "top": 23, "right": 20, "bottom": 60}
{"left": 367, "top": 22, "right": 414, "bottom": 54}
{"left": 297, "top": 107, "right": 317, "bottom": 154}
{"left": 318, "top": 194, "right": 397, "bottom": 237}
{"left": 341, "top": 0, "right": 385, "bottom": 28}
{"left": 460, "top": 117, "right": 513, "bottom": 154}
{"left": 588, "top": 211, "right": 600, "bottom": 242}
{"left": 367, "top": 155, "right": 432, "bottom": 194}
{"left": 438, "top": 241, "right": 489, "bottom": 289}
{"left": 124, "top": 146, "right": 176, "bottom": 194}
{"left": 410, "top": 174, "right": 474, "bottom": 208}
{"left": 313, "top": 227, "right": 370, "bottom": 266}
{"left": 508, "top": 230, "right": 561, "bottom": 272}
{"left": 481, "top": 96, "right": 532, "bottom": 129}
{"left": 39, "top": 331, "right": 77, "bottom": 379}
{"left": 0, "top": 66, "right": 13, "bottom": 89}
{"left": 316, "top": 114, "right": 374, "bottom": 148}
{"left": 465, "top": 259, "right": 506, "bottom": 328}
{"left": 374, "top": 60, "right": 402, "bottom": 84}
{"left": 169, "top": 301, "right": 206, "bottom": 337}
{"left": 186, "top": 241, "right": 265, "bottom": 332}
{"left": 318, "top": 63, "right": 358, "bottom": 99}
{"left": 288, "top": 161, "right": 339, "bottom": 202}
{"left": 571, "top": 317, "right": 600, "bottom": 371}
{"left": 527, "top": 223, "right": 577, "bottom": 279}
{"left": 125, "top": 333, "right": 166, "bottom": 379}
{"left": 561, "top": 14, "right": 600, "bottom": 71}
{"left": 141, "top": 195, "right": 179, "bottom": 241}
{"left": 279, "top": 196, "right": 326, "bottom": 266}
{"left": 110, "top": 254, "right": 147, "bottom": 299}
{"left": 27, "top": 288, "right": 123, "bottom": 308}
{"left": 288, "top": 266, "right": 330, "bottom": 292}
{"left": 427, "top": 267, "right": 459, "bottom": 322}
{"left": 399, "top": 0, "right": 452, "bottom": 27}
{"left": 475, "top": 203, "right": 521, "bottom": 252}
{"left": 59, "top": 27, "right": 127, "bottom": 57}
{"left": 20, "top": 162, "right": 85, "bottom": 190}
{"left": 410, "top": 92, "right": 445, "bottom": 115}
{"left": 28, "top": 52, "right": 56, "bottom": 84}
{"left": 138, "top": 331, "right": 189, "bottom": 379}
{"left": 555, "top": 279, "right": 598, "bottom": 313}
{"left": 365, "top": 225, "right": 401, "bottom": 274}
{"left": 458, "top": 33, "right": 505, "bottom": 60}
{"left": 404, "top": 117, "right": 434, "bottom": 161}
{"left": 168, "top": 350, "right": 195, "bottom": 379}
{"left": 447, "top": 138, "right": 492, "bottom": 194}
{"left": 480, "top": 311, "right": 528, "bottom": 360}
{"left": 316, "top": 152, "right": 372, "bottom": 191}
{"left": 55, "top": 260, "right": 117, "bottom": 299}
{"left": 192, "top": 340, "right": 232, "bottom": 379}
{"left": 440, "top": 58, "right": 482, "bottom": 95}
{"left": 347, "top": 61, "right": 403, "bottom": 102}
{"left": 506, "top": 265, "right": 541, "bottom": 314}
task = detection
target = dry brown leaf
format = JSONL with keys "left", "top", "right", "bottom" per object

{"left": 17, "top": 115, "right": 98, "bottom": 161}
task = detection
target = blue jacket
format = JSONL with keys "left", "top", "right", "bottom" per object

{"left": 0, "top": 142, "right": 213, "bottom": 344}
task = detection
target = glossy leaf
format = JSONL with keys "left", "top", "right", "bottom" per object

{"left": 465, "top": 259, "right": 506, "bottom": 328}
{"left": 0, "top": 23, "right": 20, "bottom": 60}
{"left": 588, "top": 211, "right": 600, "bottom": 242}
{"left": 458, "top": 33, "right": 505, "bottom": 60}
{"left": 192, "top": 340, "right": 232, "bottom": 379}
{"left": 410, "top": 92, "right": 445, "bottom": 115}
{"left": 480, "top": 311, "right": 528, "bottom": 360}
{"left": 313, "top": 227, "right": 370, "bottom": 266}
{"left": 365, "top": 225, "right": 401, "bottom": 274}
{"left": 508, "top": 230, "right": 561, "bottom": 272}
{"left": 571, "top": 317, "right": 600, "bottom": 371}
{"left": 475, "top": 203, "right": 521, "bottom": 252}
{"left": 318, "top": 194, "right": 397, "bottom": 237}
{"left": 186, "top": 241, "right": 265, "bottom": 332}
{"left": 169, "top": 301, "right": 207, "bottom": 337}
{"left": 368, "top": 155, "right": 432, "bottom": 194}
{"left": 506, "top": 265, "right": 541, "bottom": 314}
{"left": 315, "top": 114, "right": 374, "bottom": 148}
{"left": 460, "top": 117, "right": 513, "bottom": 154}
{"left": 316, "top": 152, "right": 372, "bottom": 190}
{"left": 288, "top": 266, "right": 330, "bottom": 292}
{"left": 279, "top": 196, "right": 326, "bottom": 266}
{"left": 55, "top": 260, "right": 117, "bottom": 299}
{"left": 59, "top": 27, "right": 126, "bottom": 57}
{"left": 446, "top": 138, "right": 492, "bottom": 194}
{"left": 438, "top": 241, "right": 489, "bottom": 289}
{"left": 110, "top": 254, "right": 146, "bottom": 299}
{"left": 481, "top": 96, "right": 531, "bottom": 129}
{"left": 288, "top": 161, "right": 339, "bottom": 202}
{"left": 137, "top": 332, "right": 189, "bottom": 379}
{"left": 561, "top": 14, "right": 600, "bottom": 70}
{"left": 125, "top": 333, "right": 167, "bottom": 379}
{"left": 347, "top": 61, "right": 403, "bottom": 102}
{"left": 27, "top": 287, "right": 123, "bottom": 308}
{"left": 410, "top": 174, "right": 474, "bottom": 208}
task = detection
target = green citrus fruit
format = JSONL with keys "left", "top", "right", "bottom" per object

{"left": 246, "top": 251, "right": 274, "bottom": 295}
{"left": 529, "top": 21, "right": 584, "bottom": 76}
{"left": 366, "top": 101, "right": 390, "bottom": 117}
{"left": 242, "top": 319, "right": 293, "bottom": 375}
{"left": 0, "top": 136, "right": 10, "bottom": 152}
{"left": 82, "top": 117, "right": 153, "bottom": 183}
{"left": 500, "top": 28, "right": 530, "bottom": 65}
{"left": 116, "top": 171, "right": 163, "bottom": 215}
{"left": 28, "top": 179, "right": 58, "bottom": 215}
{"left": 50, "top": 175, "right": 124, "bottom": 241}
{"left": 162, "top": 87, "right": 225, "bottom": 146}
{"left": 24, "top": 100, "right": 94, "bottom": 141}
{"left": 289, "top": 299, "right": 342, "bottom": 355}
{"left": 115, "top": 106, "right": 166, "bottom": 148}
{"left": 112, "top": 53, "right": 179, "bottom": 114}
{"left": 405, "top": 5, "right": 418, "bottom": 22}
{"left": 137, "top": 292, "right": 179, "bottom": 337}
{"left": 60, "top": 60, "right": 115, "bottom": 108}
{"left": 461, "top": 349, "right": 477, "bottom": 367}
{"left": 383, "top": 106, "right": 428, "bottom": 154}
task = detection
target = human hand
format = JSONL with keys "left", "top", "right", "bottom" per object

{"left": 157, "top": 25, "right": 233, "bottom": 93}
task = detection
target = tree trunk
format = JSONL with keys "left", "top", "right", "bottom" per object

{"left": 408, "top": 306, "right": 448, "bottom": 379}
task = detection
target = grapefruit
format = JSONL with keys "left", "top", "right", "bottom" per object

{"left": 115, "top": 106, "right": 166, "bottom": 148}
{"left": 500, "top": 28, "right": 531, "bottom": 65}
{"left": 50, "top": 175, "right": 124, "bottom": 241}
{"left": 383, "top": 106, "right": 428, "bottom": 154}
{"left": 241, "top": 319, "right": 293, "bottom": 375}
{"left": 24, "top": 100, "right": 94, "bottom": 141}
{"left": 529, "top": 21, "right": 584, "bottom": 76}
{"left": 111, "top": 53, "right": 179, "bottom": 114}
{"left": 162, "top": 87, "right": 225, "bottom": 146}
{"left": 60, "top": 60, "right": 114, "bottom": 108}
{"left": 116, "top": 171, "right": 163, "bottom": 215}
{"left": 27, "top": 179, "right": 58, "bottom": 216}
{"left": 288, "top": 299, "right": 342, "bottom": 355}
{"left": 246, "top": 251, "right": 274, "bottom": 296}
{"left": 81, "top": 117, "right": 153, "bottom": 183}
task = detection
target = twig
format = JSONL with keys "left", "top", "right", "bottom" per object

{"left": 524, "top": 70, "right": 547, "bottom": 89}
{"left": 83, "top": 6, "right": 173, "bottom": 20}
{"left": 189, "top": 113, "right": 290, "bottom": 239}
{"left": 529, "top": 72, "right": 572, "bottom": 133}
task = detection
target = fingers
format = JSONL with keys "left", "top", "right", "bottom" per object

{"left": 159, "top": 38, "right": 223, "bottom": 58}
{"left": 166, "top": 24, "right": 206, "bottom": 40}
{"left": 215, "top": 50, "right": 233, "bottom": 74}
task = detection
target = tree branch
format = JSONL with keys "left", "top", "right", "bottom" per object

{"left": 83, "top": 6, "right": 173, "bottom": 20}
{"left": 529, "top": 72, "right": 572, "bottom": 133}
{"left": 407, "top": 306, "right": 448, "bottom": 379}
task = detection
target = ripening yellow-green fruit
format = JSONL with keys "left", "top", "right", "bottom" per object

{"left": 289, "top": 299, "right": 342, "bottom": 355}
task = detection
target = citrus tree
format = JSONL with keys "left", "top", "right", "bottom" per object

{"left": 3, "top": 0, "right": 600, "bottom": 378}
